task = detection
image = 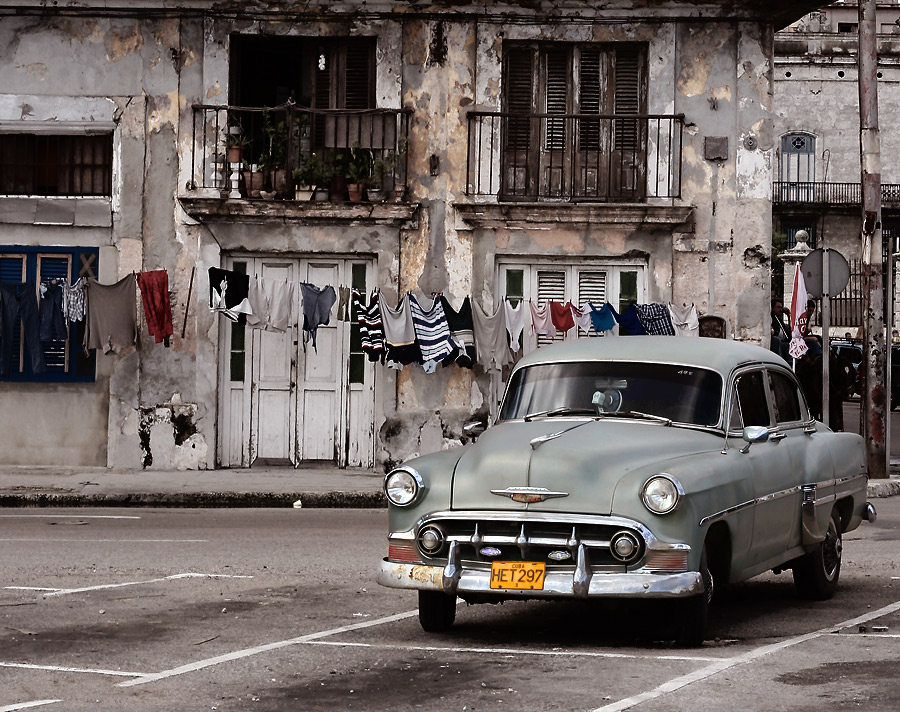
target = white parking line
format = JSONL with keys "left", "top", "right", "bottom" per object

{"left": 0, "top": 515, "right": 140, "bottom": 519}
{"left": 590, "top": 598, "right": 900, "bottom": 712}
{"left": 0, "top": 662, "right": 145, "bottom": 677}
{"left": 0, "top": 539, "right": 207, "bottom": 543}
{"left": 305, "top": 640, "right": 723, "bottom": 663}
{"left": 117, "top": 609, "right": 420, "bottom": 687}
{"left": 4, "top": 572, "right": 253, "bottom": 597}
{"left": 0, "top": 701, "right": 62, "bottom": 711}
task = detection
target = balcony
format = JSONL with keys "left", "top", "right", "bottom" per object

{"left": 464, "top": 112, "right": 684, "bottom": 203}
{"left": 774, "top": 181, "right": 900, "bottom": 206}
{"left": 185, "top": 103, "right": 411, "bottom": 206}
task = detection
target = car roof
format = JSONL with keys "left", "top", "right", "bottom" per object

{"left": 511, "top": 336, "right": 788, "bottom": 375}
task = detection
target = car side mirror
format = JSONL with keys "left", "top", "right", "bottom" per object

{"left": 462, "top": 421, "right": 486, "bottom": 441}
{"left": 740, "top": 425, "right": 769, "bottom": 453}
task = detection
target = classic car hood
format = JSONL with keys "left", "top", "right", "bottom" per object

{"left": 451, "top": 419, "right": 722, "bottom": 515}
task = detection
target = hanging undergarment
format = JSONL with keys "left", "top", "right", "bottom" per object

{"left": 635, "top": 303, "right": 676, "bottom": 336}
{"left": 136, "top": 270, "right": 174, "bottom": 346}
{"left": 572, "top": 303, "right": 595, "bottom": 334}
{"left": 472, "top": 300, "right": 511, "bottom": 372}
{"left": 504, "top": 299, "right": 526, "bottom": 353}
{"left": 355, "top": 288, "right": 385, "bottom": 363}
{"left": 408, "top": 294, "right": 458, "bottom": 373}
{"left": 337, "top": 285, "right": 351, "bottom": 322}
{"left": 208, "top": 267, "right": 252, "bottom": 322}
{"left": 549, "top": 301, "right": 575, "bottom": 333}
{"left": 379, "top": 292, "right": 422, "bottom": 369}
{"left": 440, "top": 296, "right": 476, "bottom": 368}
{"left": 668, "top": 303, "right": 700, "bottom": 337}
{"left": 300, "top": 282, "right": 337, "bottom": 352}
{"left": 84, "top": 275, "right": 139, "bottom": 355}
{"left": 529, "top": 300, "right": 556, "bottom": 337}
{"left": 247, "top": 276, "right": 295, "bottom": 333}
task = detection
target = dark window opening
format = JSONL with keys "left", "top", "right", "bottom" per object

{"left": 0, "top": 133, "right": 112, "bottom": 197}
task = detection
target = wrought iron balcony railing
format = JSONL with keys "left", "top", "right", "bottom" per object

{"left": 464, "top": 112, "right": 684, "bottom": 202}
{"left": 188, "top": 103, "right": 411, "bottom": 201}
{"left": 774, "top": 181, "right": 900, "bottom": 205}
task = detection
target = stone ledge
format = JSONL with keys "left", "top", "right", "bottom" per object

{"left": 179, "top": 196, "right": 418, "bottom": 227}
{"left": 453, "top": 201, "right": 695, "bottom": 229}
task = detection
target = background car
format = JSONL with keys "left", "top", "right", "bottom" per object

{"left": 830, "top": 339, "right": 863, "bottom": 400}
{"left": 376, "top": 337, "right": 875, "bottom": 646}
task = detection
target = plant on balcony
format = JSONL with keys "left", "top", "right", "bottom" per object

{"left": 257, "top": 107, "right": 290, "bottom": 198}
{"left": 344, "top": 142, "right": 373, "bottom": 202}
{"left": 292, "top": 153, "right": 329, "bottom": 202}
{"left": 225, "top": 132, "right": 249, "bottom": 164}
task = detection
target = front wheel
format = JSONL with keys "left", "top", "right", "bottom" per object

{"left": 418, "top": 591, "right": 457, "bottom": 632}
{"left": 792, "top": 509, "right": 842, "bottom": 600}
{"left": 673, "top": 546, "right": 713, "bottom": 647}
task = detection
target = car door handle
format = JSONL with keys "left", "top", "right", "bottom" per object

{"left": 769, "top": 432, "right": 786, "bottom": 441}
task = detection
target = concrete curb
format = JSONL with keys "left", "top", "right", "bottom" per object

{"left": 867, "top": 479, "right": 900, "bottom": 499}
{"left": 0, "top": 491, "right": 388, "bottom": 509}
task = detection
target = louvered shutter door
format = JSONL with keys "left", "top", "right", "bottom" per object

{"left": 536, "top": 269, "right": 566, "bottom": 346}
{"left": 344, "top": 42, "right": 374, "bottom": 109}
{"left": 578, "top": 49, "right": 603, "bottom": 151}
{"left": 504, "top": 47, "right": 533, "bottom": 151}
{"left": 612, "top": 46, "right": 646, "bottom": 199}
{"left": 577, "top": 271, "right": 607, "bottom": 337}
{"left": 544, "top": 48, "right": 568, "bottom": 151}
{"left": 37, "top": 254, "right": 72, "bottom": 373}
{"left": 0, "top": 255, "right": 26, "bottom": 374}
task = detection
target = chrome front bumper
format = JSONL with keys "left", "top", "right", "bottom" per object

{"left": 376, "top": 558, "right": 703, "bottom": 599}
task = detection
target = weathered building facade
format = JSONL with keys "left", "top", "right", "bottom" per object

{"left": 0, "top": 0, "right": 825, "bottom": 470}
{"left": 773, "top": 1, "right": 900, "bottom": 329}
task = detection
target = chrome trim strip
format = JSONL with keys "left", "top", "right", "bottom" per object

{"left": 377, "top": 559, "right": 703, "bottom": 598}
{"left": 490, "top": 486, "right": 569, "bottom": 502}
{"left": 699, "top": 499, "right": 755, "bottom": 527}
{"left": 756, "top": 485, "right": 802, "bottom": 504}
{"left": 836, "top": 473, "right": 868, "bottom": 488}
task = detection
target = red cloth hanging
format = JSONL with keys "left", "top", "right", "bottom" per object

{"left": 549, "top": 301, "right": 575, "bottom": 332}
{"left": 137, "top": 270, "right": 174, "bottom": 346}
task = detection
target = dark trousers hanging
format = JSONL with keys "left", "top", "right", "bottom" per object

{"left": 40, "top": 282, "right": 68, "bottom": 341}
{"left": 0, "top": 282, "right": 47, "bottom": 377}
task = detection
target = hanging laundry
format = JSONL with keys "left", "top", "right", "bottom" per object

{"left": 379, "top": 292, "right": 422, "bottom": 369}
{"left": 529, "top": 300, "right": 556, "bottom": 337}
{"left": 208, "top": 267, "right": 252, "bottom": 322}
{"left": 635, "top": 303, "right": 676, "bottom": 336}
{"left": 472, "top": 300, "right": 511, "bottom": 371}
{"left": 300, "top": 282, "right": 336, "bottom": 352}
{"left": 668, "top": 303, "right": 700, "bottom": 337}
{"left": 84, "top": 275, "right": 139, "bottom": 355}
{"left": 0, "top": 282, "right": 46, "bottom": 376}
{"left": 504, "top": 299, "right": 526, "bottom": 353}
{"left": 549, "top": 301, "right": 575, "bottom": 333}
{"left": 408, "top": 294, "right": 459, "bottom": 374}
{"left": 613, "top": 303, "right": 646, "bottom": 336}
{"left": 590, "top": 302, "right": 617, "bottom": 334}
{"left": 355, "top": 288, "right": 385, "bottom": 363}
{"left": 39, "top": 281, "right": 68, "bottom": 341}
{"left": 61, "top": 277, "right": 86, "bottom": 323}
{"left": 336, "top": 285, "right": 352, "bottom": 322}
{"left": 247, "top": 276, "right": 294, "bottom": 333}
{"left": 440, "top": 295, "right": 476, "bottom": 368}
{"left": 136, "top": 270, "right": 174, "bottom": 346}
{"left": 572, "top": 303, "right": 595, "bottom": 334}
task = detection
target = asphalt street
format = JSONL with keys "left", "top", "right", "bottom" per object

{"left": 1, "top": 503, "right": 898, "bottom": 711}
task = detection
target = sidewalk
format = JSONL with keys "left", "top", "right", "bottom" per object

{"left": 0, "top": 465, "right": 386, "bottom": 508}
{"left": 0, "top": 464, "right": 897, "bottom": 509}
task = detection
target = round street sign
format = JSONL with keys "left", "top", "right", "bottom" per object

{"left": 801, "top": 248, "right": 851, "bottom": 298}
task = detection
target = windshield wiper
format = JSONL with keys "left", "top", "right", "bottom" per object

{"left": 595, "top": 410, "right": 673, "bottom": 426}
{"left": 524, "top": 407, "right": 598, "bottom": 421}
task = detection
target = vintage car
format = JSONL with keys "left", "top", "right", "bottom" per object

{"left": 376, "top": 337, "right": 876, "bottom": 645}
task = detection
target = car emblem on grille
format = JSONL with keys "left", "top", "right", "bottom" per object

{"left": 490, "top": 486, "right": 569, "bottom": 503}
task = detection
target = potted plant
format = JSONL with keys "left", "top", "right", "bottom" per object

{"left": 345, "top": 142, "right": 373, "bottom": 202}
{"left": 259, "top": 107, "right": 289, "bottom": 197}
{"left": 292, "top": 153, "right": 323, "bottom": 202}
{"left": 367, "top": 154, "right": 388, "bottom": 202}
{"left": 225, "top": 132, "right": 249, "bottom": 164}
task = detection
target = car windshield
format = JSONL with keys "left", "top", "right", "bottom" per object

{"left": 499, "top": 361, "right": 723, "bottom": 427}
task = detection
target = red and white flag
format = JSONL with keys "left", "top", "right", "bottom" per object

{"left": 788, "top": 262, "right": 809, "bottom": 359}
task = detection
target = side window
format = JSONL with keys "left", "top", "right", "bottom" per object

{"left": 769, "top": 370, "right": 804, "bottom": 424}
{"left": 733, "top": 371, "right": 770, "bottom": 429}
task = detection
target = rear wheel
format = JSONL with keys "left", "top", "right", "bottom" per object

{"left": 418, "top": 591, "right": 457, "bottom": 632}
{"left": 792, "top": 509, "right": 842, "bottom": 600}
{"left": 673, "top": 546, "right": 712, "bottom": 647}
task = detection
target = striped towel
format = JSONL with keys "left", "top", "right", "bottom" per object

{"left": 408, "top": 294, "right": 459, "bottom": 373}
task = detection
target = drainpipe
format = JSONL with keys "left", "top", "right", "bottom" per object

{"left": 859, "top": 0, "right": 887, "bottom": 479}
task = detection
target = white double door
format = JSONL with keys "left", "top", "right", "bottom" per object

{"left": 218, "top": 256, "right": 375, "bottom": 468}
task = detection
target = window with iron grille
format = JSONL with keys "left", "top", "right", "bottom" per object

{"left": 0, "top": 133, "right": 112, "bottom": 197}
{"left": 0, "top": 246, "right": 98, "bottom": 382}
{"left": 501, "top": 42, "right": 647, "bottom": 201}
{"left": 779, "top": 132, "right": 816, "bottom": 201}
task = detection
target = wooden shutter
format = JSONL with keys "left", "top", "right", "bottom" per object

{"left": 578, "top": 49, "right": 605, "bottom": 151}
{"left": 344, "top": 42, "right": 374, "bottom": 109}
{"left": 0, "top": 254, "right": 26, "bottom": 374}
{"left": 613, "top": 46, "right": 643, "bottom": 153}
{"left": 504, "top": 47, "right": 534, "bottom": 150}
{"left": 543, "top": 48, "right": 569, "bottom": 151}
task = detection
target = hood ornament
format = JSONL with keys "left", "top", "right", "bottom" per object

{"left": 530, "top": 431, "right": 565, "bottom": 450}
{"left": 490, "top": 486, "right": 569, "bottom": 504}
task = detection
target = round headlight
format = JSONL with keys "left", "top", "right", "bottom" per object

{"left": 641, "top": 475, "right": 683, "bottom": 515}
{"left": 384, "top": 467, "right": 424, "bottom": 507}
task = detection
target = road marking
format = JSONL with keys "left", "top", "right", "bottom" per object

{"left": 0, "top": 662, "right": 145, "bottom": 677}
{"left": 0, "top": 702, "right": 62, "bottom": 711}
{"left": 0, "top": 539, "right": 208, "bottom": 543}
{"left": 4, "top": 572, "right": 253, "bottom": 597}
{"left": 117, "top": 609, "right": 420, "bottom": 687}
{"left": 304, "top": 640, "right": 722, "bottom": 663}
{"left": 590, "top": 598, "right": 900, "bottom": 712}
{"left": 0, "top": 515, "right": 140, "bottom": 519}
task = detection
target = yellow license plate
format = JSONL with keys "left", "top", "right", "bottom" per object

{"left": 489, "top": 561, "right": 546, "bottom": 590}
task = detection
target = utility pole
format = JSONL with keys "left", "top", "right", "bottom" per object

{"left": 859, "top": 0, "right": 887, "bottom": 479}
